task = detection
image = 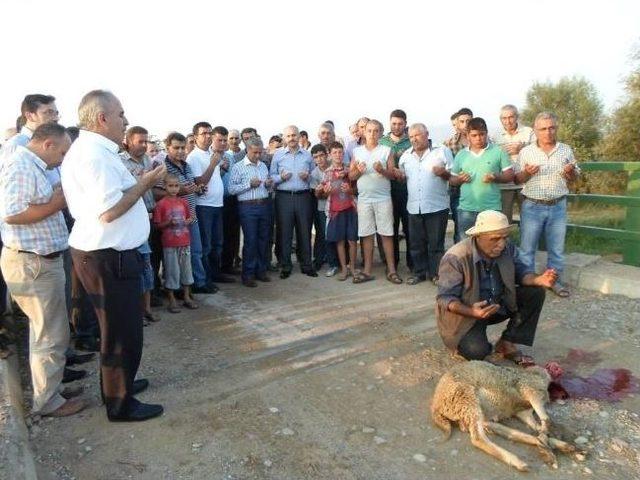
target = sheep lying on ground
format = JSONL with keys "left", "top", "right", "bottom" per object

{"left": 430, "top": 360, "right": 577, "bottom": 471}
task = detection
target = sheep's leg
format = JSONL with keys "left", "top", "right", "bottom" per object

{"left": 528, "top": 395, "right": 551, "bottom": 434}
{"left": 469, "top": 419, "right": 529, "bottom": 471}
{"left": 485, "top": 421, "right": 558, "bottom": 469}
{"left": 515, "top": 409, "right": 540, "bottom": 432}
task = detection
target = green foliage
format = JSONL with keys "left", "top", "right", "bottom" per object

{"left": 521, "top": 76, "right": 603, "bottom": 161}
{"left": 598, "top": 47, "right": 640, "bottom": 162}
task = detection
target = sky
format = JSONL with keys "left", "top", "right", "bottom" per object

{"left": 1, "top": 0, "right": 639, "bottom": 144}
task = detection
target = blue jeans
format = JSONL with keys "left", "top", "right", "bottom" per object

{"left": 196, "top": 205, "right": 223, "bottom": 283}
{"left": 519, "top": 197, "right": 567, "bottom": 277}
{"left": 457, "top": 210, "right": 479, "bottom": 240}
{"left": 188, "top": 221, "right": 207, "bottom": 287}
{"left": 238, "top": 201, "right": 272, "bottom": 280}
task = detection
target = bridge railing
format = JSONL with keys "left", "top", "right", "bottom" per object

{"left": 566, "top": 162, "right": 640, "bottom": 266}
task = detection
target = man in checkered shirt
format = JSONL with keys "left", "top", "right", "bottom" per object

{"left": 515, "top": 112, "right": 579, "bottom": 298}
{"left": 0, "top": 123, "right": 86, "bottom": 417}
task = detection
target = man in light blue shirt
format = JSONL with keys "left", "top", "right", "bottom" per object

{"left": 270, "top": 125, "right": 316, "bottom": 278}
{"left": 397, "top": 124, "right": 453, "bottom": 285}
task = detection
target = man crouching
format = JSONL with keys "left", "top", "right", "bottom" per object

{"left": 436, "top": 210, "right": 557, "bottom": 364}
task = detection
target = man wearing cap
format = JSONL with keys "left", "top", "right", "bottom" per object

{"left": 436, "top": 210, "right": 557, "bottom": 363}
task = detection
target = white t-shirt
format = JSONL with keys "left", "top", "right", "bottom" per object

{"left": 352, "top": 144, "right": 392, "bottom": 204}
{"left": 186, "top": 147, "right": 224, "bottom": 207}
{"left": 61, "top": 130, "right": 150, "bottom": 251}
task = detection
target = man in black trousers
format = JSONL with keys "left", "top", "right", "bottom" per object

{"left": 61, "top": 90, "right": 166, "bottom": 422}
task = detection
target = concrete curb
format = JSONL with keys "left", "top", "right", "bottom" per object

{"left": 0, "top": 346, "right": 38, "bottom": 480}
{"left": 535, "top": 251, "right": 640, "bottom": 299}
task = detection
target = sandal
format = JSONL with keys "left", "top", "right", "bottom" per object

{"left": 502, "top": 351, "right": 536, "bottom": 367}
{"left": 386, "top": 272, "right": 403, "bottom": 284}
{"left": 551, "top": 283, "right": 570, "bottom": 298}
{"left": 352, "top": 272, "right": 375, "bottom": 284}
{"left": 167, "top": 305, "right": 181, "bottom": 314}
{"left": 337, "top": 271, "right": 349, "bottom": 281}
{"left": 183, "top": 301, "right": 199, "bottom": 310}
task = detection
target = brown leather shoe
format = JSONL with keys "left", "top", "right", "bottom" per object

{"left": 44, "top": 398, "right": 87, "bottom": 417}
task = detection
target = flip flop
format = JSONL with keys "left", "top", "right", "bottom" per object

{"left": 167, "top": 305, "right": 181, "bottom": 314}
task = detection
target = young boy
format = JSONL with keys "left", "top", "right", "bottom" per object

{"left": 310, "top": 144, "right": 338, "bottom": 274}
{"left": 153, "top": 174, "right": 199, "bottom": 313}
{"left": 322, "top": 142, "right": 358, "bottom": 281}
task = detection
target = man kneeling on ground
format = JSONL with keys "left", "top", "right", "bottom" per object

{"left": 436, "top": 210, "right": 557, "bottom": 364}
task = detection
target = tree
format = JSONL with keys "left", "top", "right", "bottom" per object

{"left": 521, "top": 76, "right": 603, "bottom": 161}
{"left": 598, "top": 46, "right": 640, "bottom": 162}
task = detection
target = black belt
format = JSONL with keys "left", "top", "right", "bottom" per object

{"left": 523, "top": 195, "right": 566, "bottom": 206}
{"left": 18, "top": 249, "right": 65, "bottom": 259}
{"left": 240, "top": 198, "right": 270, "bottom": 205}
{"left": 276, "top": 190, "right": 309, "bottom": 195}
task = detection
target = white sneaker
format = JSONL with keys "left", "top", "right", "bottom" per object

{"left": 325, "top": 266, "right": 338, "bottom": 277}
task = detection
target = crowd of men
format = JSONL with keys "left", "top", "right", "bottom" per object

{"left": 0, "top": 91, "right": 578, "bottom": 422}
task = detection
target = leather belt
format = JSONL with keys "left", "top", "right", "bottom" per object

{"left": 240, "top": 198, "right": 270, "bottom": 205}
{"left": 18, "top": 249, "right": 65, "bottom": 259}
{"left": 523, "top": 195, "right": 566, "bottom": 206}
{"left": 276, "top": 190, "right": 309, "bottom": 195}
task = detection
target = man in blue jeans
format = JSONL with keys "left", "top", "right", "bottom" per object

{"left": 228, "top": 138, "right": 273, "bottom": 287}
{"left": 187, "top": 123, "right": 235, "bottom": 286}
{"left": 515, "top": 112, "right": 579, "bottom": 298}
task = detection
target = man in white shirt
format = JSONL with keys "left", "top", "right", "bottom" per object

{"left": 187, "top": 123, "right": 235, "bottom": 285}
{"left": 493, "top": 105, "right": 535, "bottom": 222}
{"left": 397, "top": 124, "right": 453, "bottom": 285}
{"left": 61, "top": 90, "right": 166, "bottom": 422}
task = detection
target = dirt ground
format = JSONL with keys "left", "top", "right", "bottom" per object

{"left": 15, "top": 261, "right": 640, "bottom": 480}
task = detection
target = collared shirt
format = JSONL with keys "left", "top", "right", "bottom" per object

{"left": 352, "top": 144, "right": 392, "bottom": 204}
{"left": 451, "top": 144, "right": 513, "bottom": 212}
{"left": 399, "top": 146, "right": 453, "bottom": 214}
{"left": 61, "top": 130, "right": 150, "bottom": 251}
{"left": 228, "top": 157, "right": 271, "bottom": 202}
{"left": 515, "top": 142, "right": 579, "bottom": 201}
{"left": 443, "top": 131, "right": 468, "bottom": 156}
{"left": 492, "top": 125, "right": 535, "bottom": 161}
{"left": 380, "top": 133, "right": 411, "bottom": 194}
{"left": 163, "top": 158, "right": 198, "bottom": 221}
{"left": 270, "top": 146, "right": 314, "bottom": 192}
{"left": 437, "top": 239, "right": 530, "bottom": 311}
{"left": 119, "top": 151, "right": 156, "bottom": 211}
{"left": 0, "top": 146, "right": 68, "bottom": 255}
{"left": 0, "top": 127, "right": 33, "bottom": 167}
{"left": 221, "top": 151, "right": 242, "bottom": 196}
{"left": 309, "top": 166, "right": 329, "bottom": 212}
{"left": 186, "top": 146, "right": 225, "bottom": 207}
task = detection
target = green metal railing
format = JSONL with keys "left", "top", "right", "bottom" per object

{"left": 566, "top": 162, "right": 640, "bottom": 266}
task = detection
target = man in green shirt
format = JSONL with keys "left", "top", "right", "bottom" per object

{"left": 450, "top": 117, "right": 514, "bottom": 238}
{"left": 379, "top": 109, "right": 413, "bottom": 270}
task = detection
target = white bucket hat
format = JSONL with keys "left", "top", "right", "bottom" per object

{"left": 465, "top": 210, "right": 514, "bottom": 236}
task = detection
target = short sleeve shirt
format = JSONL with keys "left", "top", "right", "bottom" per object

{"left": 451, "top": 144, "right": 512, "bottom": 212}
{"left": 153, "top": 196, "right": 191, "bottom": 248}
{"left": 186, "top": 147, "right": 224, "bottom": 207}
{"left": 352, "top": 144, "right": 392, "bottom": 204}
{"left": 515, "top": 142, "right": 577, "bottom": 201}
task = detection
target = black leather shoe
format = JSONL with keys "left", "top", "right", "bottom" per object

{"left": 212, "top": 274, "right": 236, "bottom": 283}
{"left": 108, "top": 399, "right": 164, "bottom": 422}
{"left": 75, "top": 337, "right": 100, "bottom": 352}
{"left": 192, "top": 284, "right": 218, "bottom": 294}
{"left": 132, "top": 378, "right": 149, "bottom": 395}
{"left": 62, "top": 367, "right": 87, "bottom": 383}
{"left": 303, "top": 270, "right": 318, "bottom": 278}
{"left": 66, "top": 352, "right": 95, "bottom": 366}
{"left": 280, "top": 270, "right": 291, "bottom": 279}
